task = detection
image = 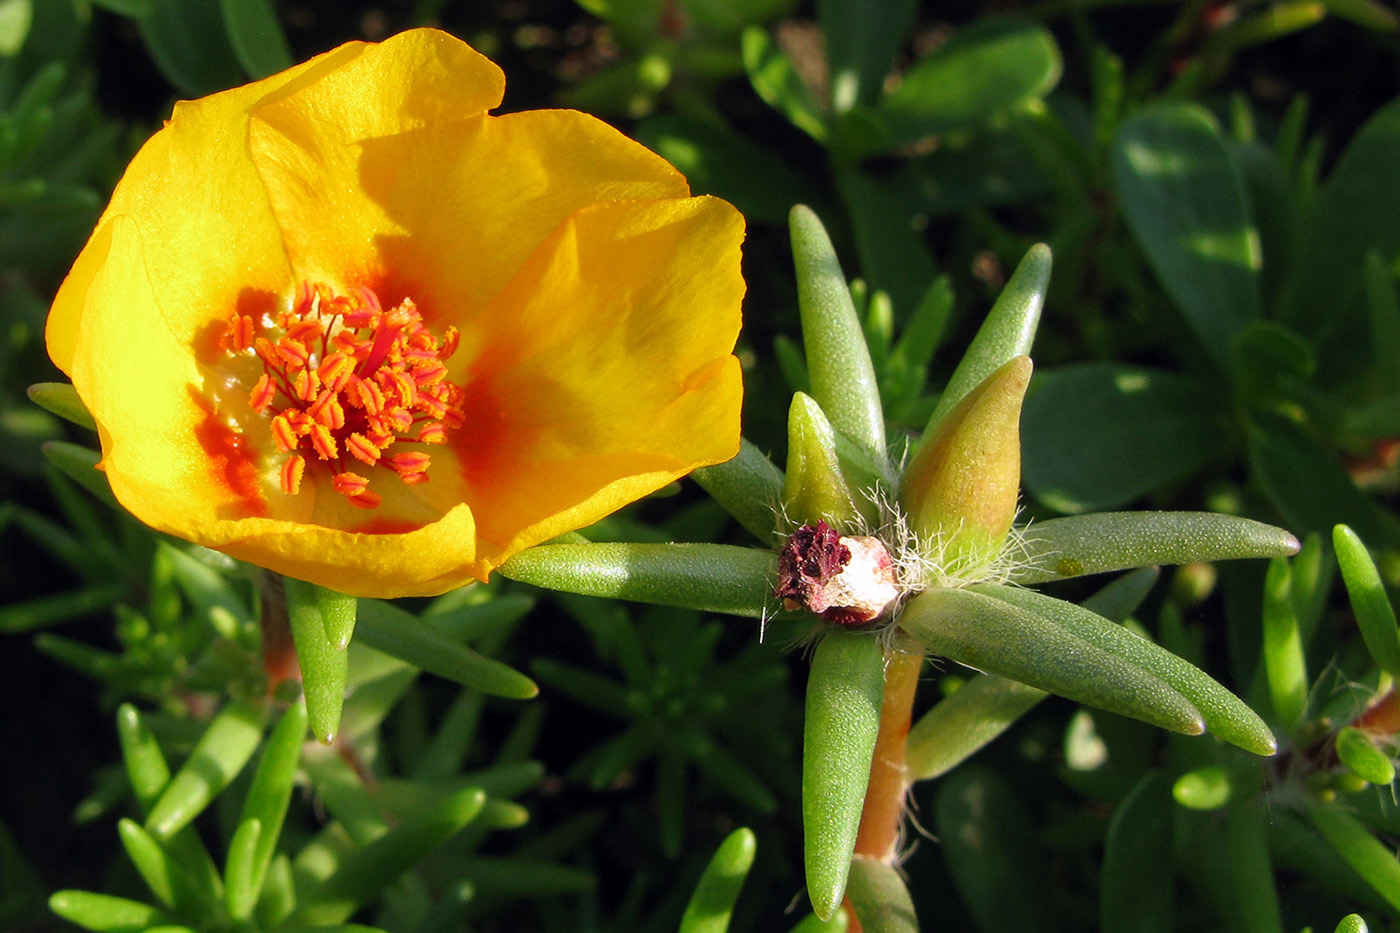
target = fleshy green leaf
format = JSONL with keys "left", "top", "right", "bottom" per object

{"left": 1012, "top": 511, "right": 1300, "bottom": 585}
{"left": 27, "top": 382, "right": 95, "bottom": 430}
{"left": 883, "top": 274, "right": 955, "bottom": 416}
{"left": 802, "top": 631, "right": 884, "bottom": 920}
{"left": 904, "top": 562, "right": 1154, "bottom": 781}
{"left": 1306, "top": 798, "right": 1400, "bottom": 913}
{"left": 790, "top": 205, "right": 889, "bottom": 471}
{"left": 116, "top": 704, "right": 171, "bottom": 814}
{"left": 233, "top": 701, "right": 307, "bottom": 913}
{"left": 223, "top": 818, "right": 261, "bottom": 921}
{"left": 116, "top": 819, "right": 203, "bottom": 915}
{"left": 1364, "top": 252, "right": 1400, "bottom": 395}
{"left": 1101, "top": 771, "right": 1174, "bottom": 933}
{"left": 832, "top": 167, "right": 939, "bottom": 318}
{"left": 1323, "top": 0, "right": 1399, "bottom": 30}
{"left": 218, "top": 0, "right": 290, "bottom": 78}
{"left": 846, "top": 858, "right": 917, "bottom": 933}
{"left": 934, "top": 766, "right": 1048, "bottom": 931}
{"left": 691, "top": 438, "right": 785, "bottom": 543}
{"left": 1262, "top": 557, "right": 1308, "bottom": 730}
{"left": 1335, "top": 524, "right": 1400, "bottom": 682}
{"left": 742, "top": 26, "right": 827, "bottom": 141}
{"left": 819, "top": 0, "right": 916, "bottom": 112}
{"left": 900, "top": 587, "right": 1205, "bottom": 735}
{"left": 1113, "top": 102, "right": 1260, "bottom": 370}
{"left": 1021, "top": 364, "right": 1229, "bottom": 513}
{"left": 1173, "top": 766, "right": 1232, "bottom": 811}
{"left": 0, "top": 583, "right": 126, "bottom": 634}
{"left": 1200, "top": 2, "right": 1325, "bottom": 57}
{"left": 1279, "top": 96, "right": 1400, "bottom": 379}
{"left": 48, "top": 890, "right": 173, "bottom": 932}
{"left": 1335, "top": 914, "right": 1370, "bottom": 933}
{"left": 137, "top": 0, "right": 243, "bottom": 96}
{"left": 905, "top": 673, "right": 1045, "bottom": 782}
{"left": 679, "top": 827, "right": 756, "bottom": 933}
{"left": 355, "top": 600, "right": 536, "bottom": 700}
{"left": 144, "top": 700, "right": 265, "bottom": 840}
{"left": 314, "top": 587, "right": 356, "bottom": 651}
{"left": 285, "top": 577, "right": 347, "bottom": 744}
{"left": 973, "top": 583, "right": 1275, "bottom": 755}
{"left": 1337, "top": 726, "right": 1397, "bottom": 785}
{"left": 920, "top": 243, "right": 1049, "bottom": 443}
{"left": 499, "top": 542, "right": 775, "bottom": 618}
{"left": 901, "top": 356, "right": 1029, "bottom": 553}
{"left": 41, "top": 441, "right": 118, "bottom": 508}
{"left": 291, "top": 787, "right": 486, "bottom": 927}
{"left": 1224, "top": 791, "right": 1283, "bottom": 933}
{"left": 875, "top": 18, "right": 1061, "bottom": 153}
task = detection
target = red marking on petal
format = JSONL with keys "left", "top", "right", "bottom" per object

{"left": 191, "top": 390, "right": 266, "bottom": 518}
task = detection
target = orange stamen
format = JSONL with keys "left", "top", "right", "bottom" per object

{"left": 270, "top": 414, "right": 297, "bottom": 454}
{"left": 310, "top": 423, "right": 337, "bottom": 460}
{"left": 275, "top": 338, "right": 310, "bottom": 369}
{"left": 281, "top": 455, "right": 305, "bottom": 495}
{"left": 249, "top": 374, "right": 276, "bottom": 412}
{"left": 389, "top": 451, "right": 432, "bottom": 476}
{"left": 228, "top": 314, "right": 255, "bottom": 352}
{"left": 294, "top": 369, "right": 319, "bottom": 403}
{"left": 226, "top": 281, "right": 467, "bottom": 508}
{"left": 346, "top": 432, "right": 382, "bottom": 465}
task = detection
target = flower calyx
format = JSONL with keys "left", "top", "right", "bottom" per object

{"left": 775, "top": 520, "right": 900, "bottom": 626}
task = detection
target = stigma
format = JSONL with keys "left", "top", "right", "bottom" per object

{"left": 225, "top": 281, "right": 464, "bottom": 509}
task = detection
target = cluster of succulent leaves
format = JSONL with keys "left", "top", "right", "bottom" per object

{"left": 13, "top": 2, "right": 1400, "bottom": 933}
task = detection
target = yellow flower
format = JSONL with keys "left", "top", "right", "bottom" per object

{"left": 45, "top": 29, "right": 745, "bottom": 598}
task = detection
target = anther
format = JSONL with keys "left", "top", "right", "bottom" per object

{"left": 281, "top": 455, "right": 305, "bottom": 495}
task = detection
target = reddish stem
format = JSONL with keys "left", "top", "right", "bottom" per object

{"left": 257, "top": 572, "right": 300, "bottom": 691}
{"left": 853, "top": 642, "right": 924, "bottom": 861}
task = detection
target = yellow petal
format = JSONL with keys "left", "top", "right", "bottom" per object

{"left": 250, "top": 86, "right": 687, "bottom": 330}
{"left": 63, "top": 215, "right": 267, "bottom": 533}
{"left": 216, "top": 504, "right": 483, "bottom": 598}
{"left": 454, "top": 195, "right": 745, "bottom": 568}
{"left": 49, "top": 40, "right": 375, "bottom": 372}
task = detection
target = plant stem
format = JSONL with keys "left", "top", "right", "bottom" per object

{"left": 257, "top": 571, "right": 299, "bottom": 690}
{"left": 853, "top": 639, "right": 924, "bottom": 861}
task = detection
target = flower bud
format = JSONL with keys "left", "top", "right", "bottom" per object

{"left": 901, "top": 356, "right": 1032, "bottom": 564}
{"left": 783, "top": 393, "right": 861, "bottom": 527}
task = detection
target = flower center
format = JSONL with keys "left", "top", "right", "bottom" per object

{"left": 224, "top": 281, "right": 465, "bottom": 509}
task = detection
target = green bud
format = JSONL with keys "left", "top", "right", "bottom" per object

{"left": 901, "top": 356, "right": 1031, "bottom": 560}
{"left": 784, "top": 393, "right": 861, "bottom": 527}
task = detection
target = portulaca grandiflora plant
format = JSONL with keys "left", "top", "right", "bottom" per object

{"left": 502, "top": 204, "right": 1300, "bottom": 927}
